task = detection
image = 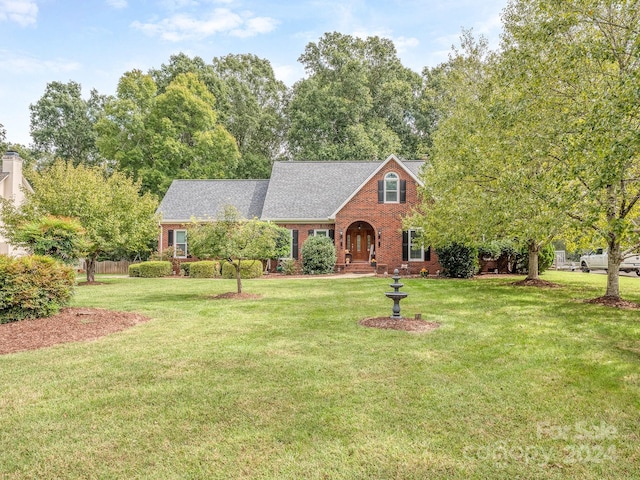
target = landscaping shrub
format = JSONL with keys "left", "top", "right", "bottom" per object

{"left": 221, "top": 260, "right": 263, "bottom": 279}
{"left": 301, "top": 236, "right": 336, "bottom": 274}
{"left": 435, "top": 242, "right": 479, "bottom": 278}
{"left": 128, "top": 263, "right": 141, "bottom": 277}
{"left": 0, "top": 255, "right": 75, "bottom": 323}
{"left": 180, "top": 263, "right": 191, "bottom": 276}
{"left": 280, "top": 258, "right": 297, "bottom": 275}
{"left": 189, "top": 261, "right": 220, "bottom": 278}
{"left": 138, "top": 261, "right": 172, "bottom": 278}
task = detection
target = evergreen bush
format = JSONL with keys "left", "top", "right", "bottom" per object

{"left": 301, "top": 236, "right": 336, "bottom": 274}
{"left": 0, "top": 255, "right": 75, "bottom": 323}
{"left": 435, "top": 242, "right": 479, "bottom": 278}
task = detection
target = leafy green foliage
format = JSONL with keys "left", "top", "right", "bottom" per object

{"left": 188, "top": 206, "right": 282, "bottom": 293}
{"left": 435, "top": 242, "right": 479, "bottom": 278}
{"left": 138, "top": 261, "right": 172, "bottom": 278}
{"left": 301, "top": 236, "right": 336, "bottom": 274}
{"left": 280, "top": 258, "right": 297, "bottom": 275}
{"left": 29, "top": 80, "right": 105, "bottom": 167}
{"left": 1, "top": 160, "right": 159, "bottom": 282}
{"left": 287, "top": 33, "right": 426, "bottom": 160}
{"left": 96, "top": 71, "right": 239, "bottom": 196}
{"left": 128, "top": 264, "right": 141, "bottom": 277}
{"left": 515, "top": 243, "right": 556, "bottom": 275}
{"left": 221, "top": 260, "right": 262, "bottom": 279}
{"left": 189, "top": 261, "right": 220, "bottom": 278}
{"left": 11, "top": 216, "right": 86, "bottom": 264}
{"left": 0, "top": 255, "right": 75, "bottom": 323}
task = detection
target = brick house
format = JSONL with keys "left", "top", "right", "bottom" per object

{"left": 157, "top": 154, "right": 441, "bottom": 274}
{"left": 0, "top": 151, "right": 33, "bottom": 256}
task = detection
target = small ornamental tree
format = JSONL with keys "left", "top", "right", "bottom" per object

{"left": 11, "top": 216, "right": 86, "bottom": 264}
{"left": 301, "top": 236, "right": 337, "bottom": 274}
{"left": 188, "top": 206, "right": 288, "bottom": 294}
{"left": 0, "top": 161, "right": 158, "bottom": 283}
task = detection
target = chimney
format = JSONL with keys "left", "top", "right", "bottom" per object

{"left": 2, "top": 151, "right": 24, "bottom": 201}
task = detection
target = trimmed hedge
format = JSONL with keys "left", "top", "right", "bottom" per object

{"left": 0, "top": 255, "right": 75, "bottom": 323}
{"left": 221, "top": 260, "right": 263, "bottom": 279}
{"left": 138, "top": 261, "right": 172, "bottom": 278}
{"left": 128, "top": 263, "right": 141, "bottom": 277}
{"left": 189, "top": 261, "right": 220, "bottom": 278}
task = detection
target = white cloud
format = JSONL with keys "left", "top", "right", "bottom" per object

{"left": 0, "top": 0, "right": 38, "bottom": 27}
{"left": 106, "top": 0, "right": 128, "bottom": 9}
{"left": 394, "top": 36, "right": 419, "bottom": 53}
{"left": 230, "top": 16, "right": 278, "bottom": 38}
{"left": 132, "top": 7, "right": 277, "bottom": 41}
{"left": 0, "top": 49, "right": 80, "bottom": 74}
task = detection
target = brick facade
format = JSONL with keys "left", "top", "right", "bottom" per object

{"left": 333, "top": 158, "right": 440, "bottom": 274}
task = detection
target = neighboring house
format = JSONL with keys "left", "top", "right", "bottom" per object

{"left": 157, "top": 154, "right": 441, "bottom": 274}
{"left": 0, "top": 151, "right": 32, "bottom": 256}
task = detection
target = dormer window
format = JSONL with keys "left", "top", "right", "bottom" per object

{"left": 384, "top": 172, "right": 399, "bottom": 203}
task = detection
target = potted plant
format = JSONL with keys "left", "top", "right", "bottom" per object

{"left": 420, "top": 268, "right": 429, "bottom": 278}
{"left": 370, "top": 258, "right": 377, "bottom": 268}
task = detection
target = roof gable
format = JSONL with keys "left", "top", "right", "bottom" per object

{"left": 260, "top": 161, "right": 381, "bottom": 221}
{"left": 330, "top": 154, "right": 424, "bottom": 218}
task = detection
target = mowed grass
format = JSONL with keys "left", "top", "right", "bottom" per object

{"left": 1, "top": 271, "right": 639, "bottom": 479}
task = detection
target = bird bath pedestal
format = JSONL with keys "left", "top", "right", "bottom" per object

{"left": 385, "top": 268, "right": 408, "bottom": 319}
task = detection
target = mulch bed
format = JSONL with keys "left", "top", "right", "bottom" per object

{"left": 208, "top": 292, "right": 263, "bottom": 300}
{"left": 585, "top": 296, "right": 640, "bottom": 309}
{"left": 360, "top": 317, "right": 440, "bottom": 333}
{"left": 512, "top": 278, "right": 561, "bottom": 288}
{"left": 0, "top": 308, "right": 150, "bottom": 355}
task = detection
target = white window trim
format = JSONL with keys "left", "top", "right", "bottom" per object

{"left": 408, "top": 229, "right": 423, "bottom": 261}
{"left": 384, "top": 172, "right": 399, "bottom": 204}
{"left": 314, "top": 229, "right": 329, "bottom": 237}
{"left": 174, "top": 229, "right": 188, "bottom": 258}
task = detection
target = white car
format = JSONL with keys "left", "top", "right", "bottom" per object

{"left": 580, "top": 248, "right": 640, "bottom": 276}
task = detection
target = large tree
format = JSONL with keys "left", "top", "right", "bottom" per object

{"left": 96, "top": 71, "right": 240, "bottom": 196}
{"left": 1, "top": 161, "right": 158, "bottom": 282}
{"left": 408, "top": 31, "right": 569, "bottom": 281}
{"left": 29, "top": 81, "right": 105, "bottom": 167}
{"left": 212, "top": 53, "right": 289, "bottom": 177}
{"left": 499, "top": 0, "right": 640, "bottom": 299}
{"left": 287, "top": 33, "right": 425, "bottom": 160}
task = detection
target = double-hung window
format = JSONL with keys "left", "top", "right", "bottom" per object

{"left": 384, "top": 172, "right": 399, "bottom": 203}
{"left": 174, "top": 230, "right": 187, "bottom": 258}
{"left": 408, "top": 229, "right": 423, "bottom": 261}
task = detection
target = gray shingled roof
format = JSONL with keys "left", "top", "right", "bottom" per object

{"left": 157, "top": 179, "right": 269, "bottom": 222}
{"left": 158, "top": 157, "right": 425, "bottom": 223}
{"left": 261, "top": 161, "right": 382, "bottom": 220}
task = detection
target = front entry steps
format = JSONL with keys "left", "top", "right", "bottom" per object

{"left": 337, "top": 262, "right": 386, "bottom": 274}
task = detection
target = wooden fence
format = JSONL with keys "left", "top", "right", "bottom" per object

{"left": 78, "top": 259, "right": 134, "bottom": 274}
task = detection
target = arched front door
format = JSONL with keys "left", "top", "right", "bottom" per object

{"left": 346, "top": 221, "right": 375, "bottom": 262}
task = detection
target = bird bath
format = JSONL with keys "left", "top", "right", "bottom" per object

{"left": 385, "top": 268, "right": 408, "bottom": 319}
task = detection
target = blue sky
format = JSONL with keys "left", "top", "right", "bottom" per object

{"left": 0, "top": 0, "right": 508, "bottom": 146}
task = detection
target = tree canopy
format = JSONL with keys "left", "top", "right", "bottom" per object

{"left": 96, "top": 71, "right": 240, "bottom": 196}
{"left": 1, "top": 161, "right": 158, "bottom": 282}
{"left": 29, "top": 80, "right": 105, "bottom": 167}
{"left": 287, "top": 32, "right": 426, "bottom": 160}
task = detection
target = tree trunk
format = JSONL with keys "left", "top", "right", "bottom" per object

{"left": 605, "top": 238, "right": 621, "bottom": 299}
{"left": 235, "top": 261, "right": 243, "bottom": 294}
{"left": 85, "top": 255, "right": 97, "bottom": 283}
{"left": 526, "top": 240, "right": 540, "bottom": 281}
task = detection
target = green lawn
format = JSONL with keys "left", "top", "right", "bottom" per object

{"left": 1, "top": 271, "right": 639, "bottom": 479}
